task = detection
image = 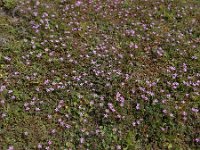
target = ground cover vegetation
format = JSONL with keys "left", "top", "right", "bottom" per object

{"left": 0, "top": 0, "right": 199, "bottom": 149}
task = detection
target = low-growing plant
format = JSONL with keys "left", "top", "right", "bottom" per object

{"left": 2, "top": 0, "right": 17, "bottom": 10}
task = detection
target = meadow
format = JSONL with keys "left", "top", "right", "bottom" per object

{"left": 0, "top": 0, "right": 199, "bottom": 149}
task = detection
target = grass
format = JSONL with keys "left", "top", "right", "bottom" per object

{"left": 0, "top": 0, "right": 199, "bottom": 149}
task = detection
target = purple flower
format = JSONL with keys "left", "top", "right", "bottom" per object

{"left": 116, "top": 92, "right": 125, "bottom": 106}
{"left": 48, "top": 140, "right": 52, "bottom": 145}
{"left": 192, "top": 108, "right": 199, "bottom": 113}
{"left": 75, "top": 1, "right": 82, "bottom": 7}
{"left": 195, "top": 138, "right": 200, "bottom": 143}
{"left": 80, "top": 137, "right": 85, "bottom": 143}
{"left": 108, "top": 103, "right": 116, "bottom": 112}
{"left": 132, "top": 121, "right": 136, "bottom": 126}
{"left": 136, "top": 103, "right": 140, "bottom": 110}
{"left": 8, "top": 146, "right": 14, "bottom": 150}
{"left": 163, "top": 109, "right": 167, "bottom": 114}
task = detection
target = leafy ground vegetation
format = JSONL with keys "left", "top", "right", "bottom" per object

{"left": 0, "top": 0, "right": 200, "bottom": 149}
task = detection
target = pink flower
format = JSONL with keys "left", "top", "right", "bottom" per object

{"left": 192, "top": 108, "right": 199, "bottom": 113}
{"left": 80, "top": 137, "right": 85, "bottom": 143}
{"left": 136, "top": 103, "right": 140, "bottom": 110}
{"left": 132, "top": 121, "right": 136, "bottom": 126}
{"left": 116, "top": 92, "right": 125, "bottom": 106}
{"left": 24, "top": 131, "right": 28, "bottom": 136}
{"left": 51, "top": 129, "right": 56, "bottom": 134}
{"left": 116, "top": 145, "right": 121, "bottom": 150}
{"left": 48, "top": 140, "right": 52, "bottom": 145}
{"left": 8, "top": 146, "right": 14, "bottom": 150}
{"left": 134, "top": 44, "right": 138, "bottom": 49}
{"left": 75, "top": 1, "right": 82, "bottom": 6}
{"left": 108, "top": 103, "right": 116, "bottom": 112}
